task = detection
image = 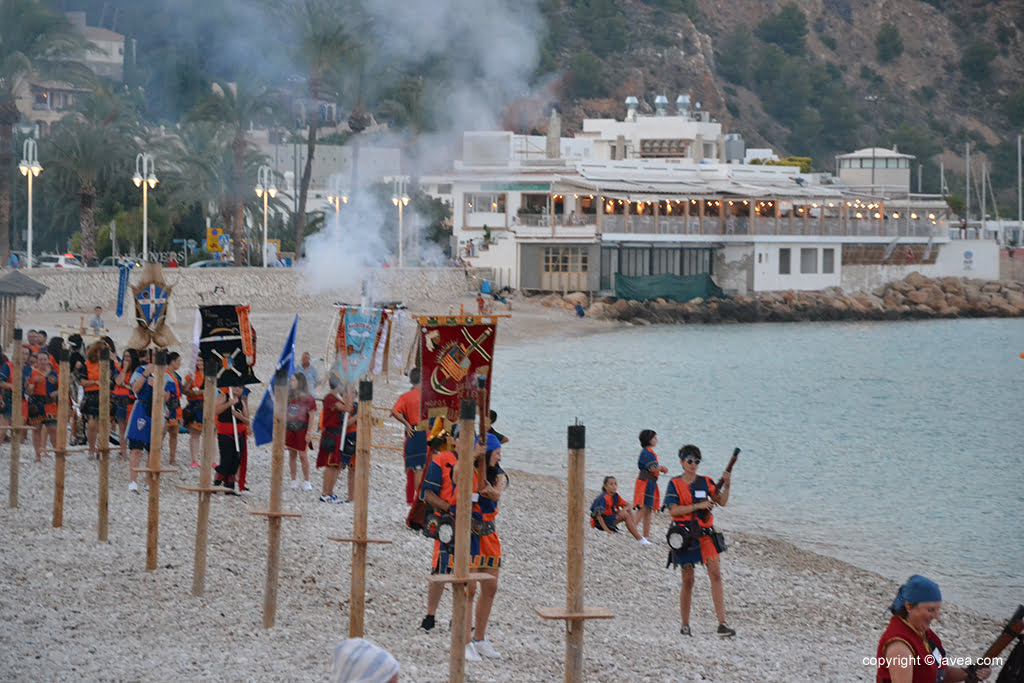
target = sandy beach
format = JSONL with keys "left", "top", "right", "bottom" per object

{"left": 0, "top": 290, "right": 1008, "bottom": 682}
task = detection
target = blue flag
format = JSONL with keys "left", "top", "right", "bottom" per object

{"left": 115, "top": 264, "right": 130, "bottom": 317}
{"left": 252, "top": 315, "right": 297, "bottom": 446}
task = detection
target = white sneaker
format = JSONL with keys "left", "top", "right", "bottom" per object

{"left": 464, "top": 642, "right": 481, "bottom": 662}
{"left": 472, "top": 639, "right": 501, "bottom": 659}
{"left": 638, "top": 537, "right": 653, "bottom": 546}
{"left": 290, "top": 480, "right": 299, "bottom": 489}
{"left": 128, "top": 481, "right": 138, "bottom": 493}
{"left": 303, "top": 480, "right": 313, "bottom": 491}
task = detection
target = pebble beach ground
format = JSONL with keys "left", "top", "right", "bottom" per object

{"left": 0, "top": 292, "right": 1007, "bottom": 682}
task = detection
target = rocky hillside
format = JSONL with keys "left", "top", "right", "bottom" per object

{"left": 539, "top": 0, "right": 1024, "bottom": 207}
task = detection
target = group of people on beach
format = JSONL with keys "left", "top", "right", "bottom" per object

{"left": 589, "top": 429, "right": 736, "bottom": 638}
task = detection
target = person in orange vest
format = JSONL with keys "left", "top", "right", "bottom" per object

{"left": 182, "top": 358, "right": 206, "bottom": 469}
{"left": 25, "top": 352, "right": 58, "bottom": 462}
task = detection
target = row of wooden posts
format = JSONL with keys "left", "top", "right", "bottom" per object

{"left": 3, "top": 325, "right": 612, "bottom": 682}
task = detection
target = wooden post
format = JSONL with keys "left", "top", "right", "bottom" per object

{"left": 250, "top": 367, "right": 302, "bottom": 628}
{"left": 97, "top": 347, "right": 111, "bottom": 541}
{"left": 535, "top": 423, "right": 613, "bottom": 683}
{"left": 177, "top": 370, "right": 221, "bottom": 596}
{"left": 142, "top": 349, "right": 174, "bottom": 571}
{"left": 52, "top": 345, "right": 70, "bottom": 528}
{"left": 348, "top": 380, "right": 374, "bottom": 637}
{"left": 8, "top": 328, "right": 24, "bottom": 508}
{"left": 449, "top": 399, "right": 477, "bottom": 683}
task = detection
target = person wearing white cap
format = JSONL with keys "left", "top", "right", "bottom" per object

{"left": 331, "top": 638, "right": 400, "bottom": 683}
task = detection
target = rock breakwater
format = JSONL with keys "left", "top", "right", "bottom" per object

{"left": 539, "top": 273, "right": 1024, "bottom": 324}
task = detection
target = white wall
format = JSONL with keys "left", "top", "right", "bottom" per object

{"left": 840, "top": 240, "right": 1000, "bottom": 293}
{"left": 754, "top": 242, "right": 843, "bottom": 292}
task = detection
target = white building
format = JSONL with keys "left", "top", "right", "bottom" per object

{"left": 422, "top": 97, "right": 993, "bottom": 296}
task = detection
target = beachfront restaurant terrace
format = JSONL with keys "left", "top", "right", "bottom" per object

{"left": 537, "top": 177, "right": 951, "bottom": 239}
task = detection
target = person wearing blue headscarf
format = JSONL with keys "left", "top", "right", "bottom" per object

{"left": 875, "top": 574, "right": 991, "bottom": 682}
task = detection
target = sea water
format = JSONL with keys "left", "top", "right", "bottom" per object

{"left": 493, "top": 318, "right": 1024, "bottom": 619}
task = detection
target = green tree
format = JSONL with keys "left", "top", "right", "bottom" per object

{"left": 755, "top": 3, "right": 808, "bottom": 56}
{"left": 41, "top": 89, "right": 143, "bottom": 264}
{"left": 274, "top": 0, "right": 361, "bottom": 259}
{"left": 875, "top": 23, "right": 904, "bottom": 63}
{"left": 566, "top": 50, "right": 608, "bottom": 99}
{"left": 574, "top": 0, "right": 628, "bottom": 57}
{"left": 188, "top": 79, "right": 281, "bottom": 264}
{"left": 960, "top": 39, "right": 998, "bottom": 82}
{"left": 717, "top": 26, "right": 753, "bottom": 86}
{"left": 0, "top": 0, "right": 92, "bottom": 264}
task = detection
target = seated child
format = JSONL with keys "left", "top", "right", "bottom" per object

{"left": 590, "top": 476, "right": 650, "bottom": 545}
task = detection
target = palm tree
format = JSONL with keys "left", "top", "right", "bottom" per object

{"left": 187, "top": 80, "right": 281, "bottom": 264}
{"left": 0, "top": 0, "right": 92, "bottom": 265}
{"left": 275, "top": 0, "right": 361, "bottom": 258}
{"left": 42, "top": 88, "right": 142, "bottom": 264}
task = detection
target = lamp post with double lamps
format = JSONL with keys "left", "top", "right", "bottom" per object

{"left": 18, "top": 139, "right": 42, "bottom": 268}
{"left": 391, "top": 176, "right": 410, "bottom": 267}
{"left": 132, "top": 153, "right": 158, "bottom": 261}
{"left": 255, "top": 165, "right": 278, "bottom": 267}
{"left": 326, "top": 173, "right": 348, "bottom": 216}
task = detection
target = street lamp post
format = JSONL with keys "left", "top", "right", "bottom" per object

{"left": 18, "top": 139, "right": 42, "bottom": 269}
{"left": 326, "top": 173, "right": 348, "bottom": 216}
{"left": 255, "top": 165, "right": 278, "bottom": 268}
{"left": 865, "top": 95, "right": 881, "bottom": 188}
{"left": 132, "top": 153, "right": 158, "bottom": 261}
{"left": 391, "top": 176, "right": 410, "bottom": 267}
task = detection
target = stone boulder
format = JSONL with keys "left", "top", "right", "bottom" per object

{"left": 563, "top": 291, "right": 588, "bottom": 307}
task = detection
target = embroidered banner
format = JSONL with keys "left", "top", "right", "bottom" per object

{"left": 198, "top": 304, "right": 260, "bottom": 387}
{"left": 115, "top": 264, "right": 130, "bottom": 318}
{"left": 334, "top": 307, "right": 383, "bottom": 384}
{"left": 419, "top": 318, "right": 496, "bottom": 423}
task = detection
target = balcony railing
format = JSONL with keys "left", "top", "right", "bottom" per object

{"left": 597, "top": 214, "right": 944, "bottom": 238}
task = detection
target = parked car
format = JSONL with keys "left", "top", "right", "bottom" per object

{"left": 187, "top": 259, "right": 235, "bottom": 268}
{"left": 36, "top": 253, "right": 84, "bottom": 269}
{"left": 99, "top": 256, "right": 142, "bottom": 269}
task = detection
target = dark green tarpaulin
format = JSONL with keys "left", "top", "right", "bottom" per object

{"left": 614, "top": 273, "right": 725, "bottom": 302}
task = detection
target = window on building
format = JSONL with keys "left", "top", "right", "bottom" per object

{"left": 543, "top": 247, "right": 588, "bottom": 273}
{"left": 437, "top": 184, "right": 452, "bottom": 194}
{"left": 800, "top": 248, "right": 818, "bottom": 274}
{"left": 466, "top": 192, "right": 506, "bottom": 214}
{"left": 823, "top": 248, "right": 835, "bottom": 274}
{"left": 779, "top": 248, "right": 791, "bottom": 275}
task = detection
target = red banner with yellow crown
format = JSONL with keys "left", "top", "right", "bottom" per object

{"left": 418, "top": 317, "right": 497, "bottom": 424}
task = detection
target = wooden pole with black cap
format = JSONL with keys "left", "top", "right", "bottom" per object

{"left": 250, "top": 366, "right": 302, "bottom": 628}
{"left": 96, "top": 346, "right": 112, "bottom": 541}
{"left": 7, "top": 328, "right": 26, "bottom": 508}
{"left": 51, "top": 342, "right": 70, "bottom": 527}
{"left": 177, "top": 366, "right": 227, "bottom": 596}
{"left": 536, "top": 422, "right": 613, "bottom": 683}
{"left": 138, "top": 349, "right": 176, "bottom": 571}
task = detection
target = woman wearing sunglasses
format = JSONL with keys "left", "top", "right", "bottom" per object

{"left": 663, "top": 444, "right": 735, "bottom": 637}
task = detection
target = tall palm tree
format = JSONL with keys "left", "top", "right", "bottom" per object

{"left": 275, "top": 0, "right": 360, "bottom": 258}
{"left": 187, "top": 80, "right": 281, "bottom": 264}
{"left": 42, "top": 88, "right": 142, "bottom": 263}
{"left": 0, "top": 0, "right": 92, "bottom": 264}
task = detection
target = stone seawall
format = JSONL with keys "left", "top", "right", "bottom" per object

{"left": 18, "top": 267, "right": 485, "bottom": 314}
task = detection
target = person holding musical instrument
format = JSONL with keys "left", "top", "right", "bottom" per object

{"left": 664, "top": 444, "right": 734, "bottom": 637}
{"left": 876, "top": 575, "right": 991, "bottom": 683}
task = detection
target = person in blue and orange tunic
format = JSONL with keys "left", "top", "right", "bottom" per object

{"left": 0, "top": 345, "right": 14, "bottom": 436}
{"left": 113, "top": 348, "right": 139, "bottom": 461}
{"left": 876, "top": 575, "right": 990, "bottom": 683}
{"left": 664, "top": 444, "right": 734, "bottom": 638}
{"left": 590, "top": 476, "right": 647, "bottom": 543}
{"left": 419, "top": 424, "right": 486, "bottom": 662}
{"left": 163, "top": 352, "right": 184, "bottom": 466}
{"left": 126, "top": 353, "right": 177, "bottom": 493}
{"left": 469, "top": 433, "right": 506, "bottom": 659}
{"left": 391, "top": 368, "right": 426, "bottom": 508}
{"left": 182, "top": 358, "right": 205, "bottom": 468}
{"left": 632, "top": 428, "right": 667, "bottom": 542}
{"left": 25, "top": 352, "right": 58, "bottom": 462}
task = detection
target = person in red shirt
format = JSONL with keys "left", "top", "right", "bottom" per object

{"left": 285, "top": 373, "right": 317, "bottom": 491}
{"left": 316, "top": 380, "right": 346, "bottom": 503}
{"left": 213, "top": 386, "right": 249, "bottom": 493}
{"left": 391, "top": 368, "right": 426, "bottom": 507}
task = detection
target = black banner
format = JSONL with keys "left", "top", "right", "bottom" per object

{"left": 198, "top": 305, "right": 259, "bottom": 387}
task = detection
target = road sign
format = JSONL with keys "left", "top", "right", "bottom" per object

{"left": 206, "top": 227, "right": 223, "bottom": 252}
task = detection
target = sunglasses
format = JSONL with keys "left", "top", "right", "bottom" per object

{"left": 683, "top": 457, "right": 701, "bottom": 465}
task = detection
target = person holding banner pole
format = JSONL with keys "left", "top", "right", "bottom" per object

{"left": 213, "top": 386, "right": 248, "bottom": 493}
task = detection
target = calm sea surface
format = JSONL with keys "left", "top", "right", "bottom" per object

{"left": 492, "top": 318, "right": 1024, "bottom": 619}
